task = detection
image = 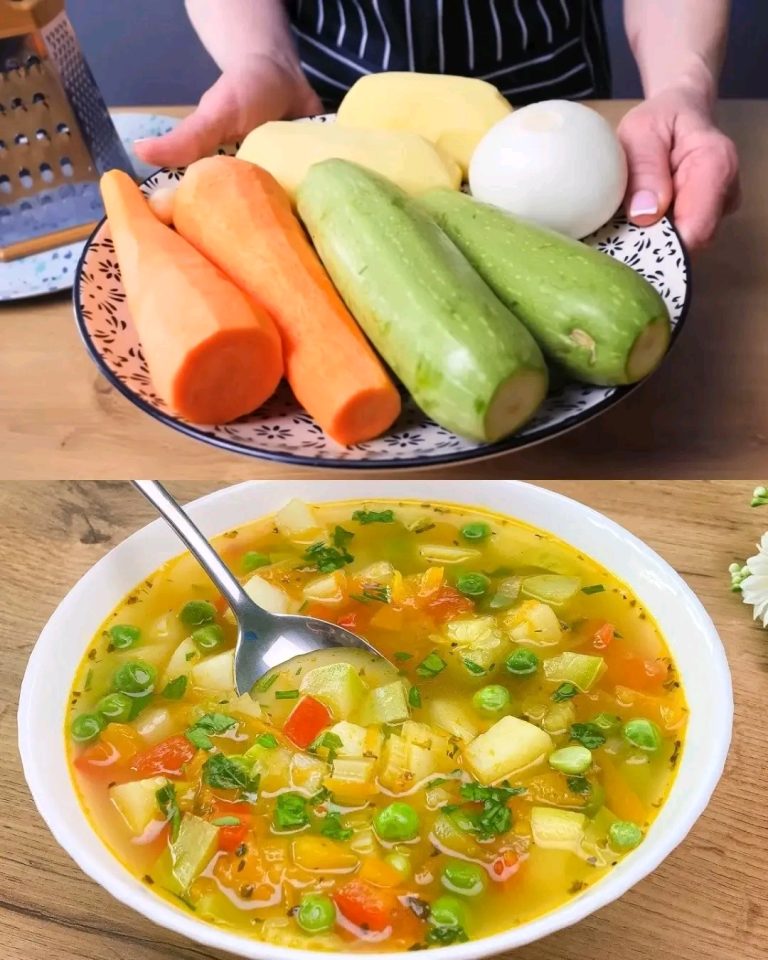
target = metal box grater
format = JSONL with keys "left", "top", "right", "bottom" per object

{"left": 0, "top": 0, "right": 134, "bottom": 261}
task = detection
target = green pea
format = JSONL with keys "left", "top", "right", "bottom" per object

{"left": 461, "top": 522, "right": 491, "bottom": 542}
{"left": 71, "top": 713, "right": 105, "bottom": 743}
{"left": 430, "top": 895, "right": 466, "bottom": 929}
{"left": 96, "top": 692, "right": 133, "bottom": 723}
{"left": 242, "top": 551, "right": 270, "bottom": 572}
{"left": 441, "top": 860, "right": 487, "bottom": 897}
{"left": 296, "top": 894, "right": 336, "bottom": 933}
{"left": 109, "top": 624, "right": 140, "bottom": 650}
{"left": 472, "top": 685, "right": 510, "bottom": 715}
{"left": 622, "top": 718, "right": 662, "bottom": 752}
{"left": 593, "top": 712, "right": 622, "bottom": 732}
{"left": 505, "top": 648, "right": 539, "bottom": 677}
{"left": 179, "top": 600, "right": 216, "bottom": 626}
{"left": 385, "top": 851, "right": 412, "bottom": 880}
{"left": 192, "top": 624, "right": 224, "bottom": 652}
{"left": 456, "top": 573, "right": 490, "bottom": 597}
{"left": 113, "top": 660, "right": 157, "bottom": 696}
{"left": 548, "top": 745, "right": 593, "bottom": 775}
{"left": 608, "top": 820, "right": 644, "bottom": 851}
{"left": 373, "top": 802, "right": 420, "bottom": 842}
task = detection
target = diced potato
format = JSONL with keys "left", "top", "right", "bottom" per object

{"left": 148, "top": 610, "right": 187, "bottom": 649}
{"left": 379, "top": 728, "right": 450, "bottom": 792}
{"left": 505, "top": 600, "right": 562, "bottom": 646}
{"left": 329, "top": 720, "right": 367, "bottom": 757}
{"left": 238, "top": 122, "right": 460, "bottom": 201}
{"left": 325, "top": 756, "right": 378, "bottom": 804}
{"left": 246, "top": 743, "right": 293, "bottom": 793}
{"left": 521, "top": 575, "right": 581, "bottom": 607}
{"left": 110, "top": 776, "right": 167, "bottom": 835}
{"left": 274, "top": 498, "right": 324, "bottom": 541}
{"left": 541, "top": 700, "right": 577, "bottom": 736}
{"left": 418, "top": 544, "right": 481, "bottom": 564}
{"left": 190, "top": 649, "right": 234, "bottom": 692}
{"left": 290, "top": 753, "right": 329, "bottom": 794}
{"left": 171, "top": 814, "right": 220, "bottom": 890}
{"left": 426, "top": 698, "right": 480, "bottom": 742}
{"left": 243, "top": 574, "right": 299, "bottom": 615}
{"left": 227, "top": 692, "right": 263, "bottom": 721}
{"left": 462, "top": 715, "right": 553, "bottom": 784}
{"left": 401, "top": 720, "right": 449, "bottom": 753}
{"left": 160, "top": 637, "right": 200, "bottom": 686}
{"left": 358, "top": 681, "right": 409, "bottom": 726}
{"left": 300, "top": 662, "right": 368, "bottom": 719}
{"left": 302, "top": 571, "right": 347, "bottom": 605}
{"left": 543, "top": 652, "right": 606, "bottom": 691}
{"left": 530, "top": 806, "right": 586, "bottom": 853}
{"left": 292, "top": 836, "right": 358, "bottom": 872}
{"left": 134, "top": 705, "right": 177, "bottom": 744}
{"left": 444, "top": 616, "right": 506, "bottom": 671}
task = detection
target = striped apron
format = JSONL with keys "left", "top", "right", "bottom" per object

{"left": 287, "top": 0, "right": 611, "bottom": 109}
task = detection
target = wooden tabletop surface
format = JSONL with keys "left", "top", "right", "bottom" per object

{"left": 2, "top": 479, "right": 766, "bottom": 960}
{"left": 2, "top": 102, "right": 766, "bottom": 480}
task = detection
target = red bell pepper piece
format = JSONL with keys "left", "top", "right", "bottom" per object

{"left": 130, "top": 735, "right": 197, "bottom": 778}
{"left": 333, "top": 879, "right": 392, "bottom": 932}
{"left": 283, "top": 695, "right": 332, "bottom": 749}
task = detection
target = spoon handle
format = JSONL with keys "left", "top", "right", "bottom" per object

{"left": 131, "top": 481, "right": 258, "bottom": 618}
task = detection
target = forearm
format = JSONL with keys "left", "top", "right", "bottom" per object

{"left": 624, "top": 0, "right": 731, "bottom": 105}
{"left": 185, "top": 0, "right": 300, "bottom": 73}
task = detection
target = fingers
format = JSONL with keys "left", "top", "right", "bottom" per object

{"left": 618, "top": 113, "right": 675, "bottom": 229}
{"left": 673, "top": 135, "right": 739, "bottom": 250}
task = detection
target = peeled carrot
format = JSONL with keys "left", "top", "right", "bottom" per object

{"left": 171, "top": 156, "right": 401, "bottom": 445}
{"left": 100, "top": 170, "right": 283, "bottom": 424}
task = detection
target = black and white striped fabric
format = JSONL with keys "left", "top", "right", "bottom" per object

{"left": 287, "top": 0, "right": 611, "bottom": 109}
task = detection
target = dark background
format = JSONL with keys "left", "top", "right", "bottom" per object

{"left": 67, "top": 0, "right": 767, "bottom": 106}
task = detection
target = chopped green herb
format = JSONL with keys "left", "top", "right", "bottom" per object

{"left": 319, "top": 811, "right": 353, "bottom": 841}
{"left": 304, "top": 534, "right": 354, "bottom": 573}
{"left": 254, "top": 672, "right": 278, "bottom": 693}
{"left": 186, "top": 713, "right": 237, "bottom": 751}
{"left": 275, "top": 689, "right": 300, "bottom": 700}
{"left": 581, "top": 584, "right": 606, "bottom": 595}
{"left": 448, "top": 781, "right": 525, "bottom": 840}
{"left": 552, "top": 682, "right": 579, "bottom": 702}
{"left": 426, "top": 778, "right": 448, "bottom": 789}
{"left": 566, "top": 775, "right": 592, "bottom": 796}
{"left": 426, "top": 927, "right": 469, "bottom": 946}
{"left": 211, "top": 816, "right": 241, "bottom": 827}
{"left": 463, "top": 658, "right": 486, "bottom": 676}
{"left": 162, "top": 675, "right": 188, "bottom": 700}
{"left": 333, "top": 525, "right": 354, "bottom": 548}
{"left": 186, "top": 727, "right": 214, "bottom": 751}
{"left": 156, "top": 784, "right": 181, "bottom": 841}
{"left": 308, "top": 787, "right": 331, "bottom": 806}
{"left": 274, "top": 792, "right": 310, "bottom": 831}
{"left": 363, "top": 585, "right": 391, "bottom": 603}
{"left": 408, "top": 686, "right": 422, "bottom": 708}
{"left": 309, "top": 732, "right": 343, "bottom": 762}
{"left": 416, "top": 652, "right": 446, "bottom": 678}
{"left": 352, "top": 509, "right": 396, "bottom": 524}
{"left": 394, "top": 652, "right": 413, "bottom": 662}
{"left": 255, "top": 733, "right": 278, "bottom": 749}
{"left": 570, "top": 722, "right": 607, "bottom": 750}
{"left": 242, "top": 551, "right": 270, "bottom": 572}
{"left": 202, "top": 754, "right": 253, "bottom": 791}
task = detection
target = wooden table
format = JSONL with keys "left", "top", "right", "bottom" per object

{"left": 2, "top": 102, "right": 766, "bottom": 479}
{"left": 2, "top": 480, "right": 766, "bottom": 960}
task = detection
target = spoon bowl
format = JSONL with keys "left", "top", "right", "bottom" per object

{"left": 132, "top": 481, "right": 383, "bottom": 694}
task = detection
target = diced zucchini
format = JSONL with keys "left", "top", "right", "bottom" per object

{"left": 302, "top": 571, "right": 347, "bottom": 605}
{"left": 462, "top": 715, "right": 553, "bottom": 784}
{"left": 418, "top": 544, "right": 481, "bottom": 564}
{"left": 243, "top": 574, "right": 300, "bottom": 614}
{"left": 109, "top": 776, "right": 167, "bottom": 835}
{"left": 274, "top": 498, "right": 324, "bottom": 541}
{"left": 505, "top": 600, "right": 562, "bottom": 646}
{"left": 401, "top": 720, "right": 449, "bottom": 752}
{"left": 541, "top": 700, "right": 577, "bottom": 736}
{"left": 159, "top": 636, "right": 200, "bottom": 685}
{"left": 425, "top": 698, "right": 480, "bottom": 742}
{"left": 134, "top": 705, "right": 177, "bottom": 744}
{"left": 543, "top": 652, "right": 606, "bottom": 691}
{"left": 329, "top": 720, "right": 367, "bottom": 757}
{"left": 444, "top": 616, "right": 506, "bottom": 671}
{"left": 244, "top": 743, "right": 293, "bottom": 792}
{"left": 325, "top": 756, "right": 378, "bottom": 804}
{"left": 292, "top": 835, "right": 358, "bottom": 872}
{"left": 190, "top": 649, "right": 234, "bottom": 692}
{"left": 530, "top": 806, "right": 586, "bottom": 853}
{"left": 379, "top": 730, "right": 446, "bottom": 792}
{"left": 521, "top": 575, "right": 581, "bottom": 606}
{"left": 357, "top": 680, "right": 410, "bottom": 725}
{"left": 300, "top": 662, "right": 368, "bottom": 719}
{"left": 171, "top": 814, "right": 220, "bottom": 890}
{"left": 355, "top": 561, "right": 396, "bottom": 583}
{"left": 581, "top": 806, "right": 619, "bottom": 865}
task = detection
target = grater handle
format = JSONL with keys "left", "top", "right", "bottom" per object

{"left": 0, "top": 0, "right": 65, "bottom": 38}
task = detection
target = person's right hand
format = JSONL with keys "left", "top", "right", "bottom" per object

{"left": 133, "top": 55, "right": 323, "bottom": 168}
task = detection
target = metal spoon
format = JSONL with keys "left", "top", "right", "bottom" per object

{"left": 132, "top": 481, "right": 382, "bottom": 695}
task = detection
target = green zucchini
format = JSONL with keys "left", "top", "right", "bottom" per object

{"left": 296, "top": 160, "right": 548, "bottom": 442}
{"left": 420, "top": 189, "right": 671, "bottom": 386}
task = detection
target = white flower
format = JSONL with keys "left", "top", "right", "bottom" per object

{"left": 740, "top": 532, "right": 768, "bottom": 628}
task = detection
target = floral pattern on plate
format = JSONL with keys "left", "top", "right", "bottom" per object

{"left": 74, "top": 115, "right": 690, "bottom": 469}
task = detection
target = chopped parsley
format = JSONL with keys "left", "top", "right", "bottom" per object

{"left": 570, "top": 722, "right": 607, "bottom": 750}
{"left": 202, "top": 753, "right": 255, "bottom": 792}
{"left": 162, "top": 675, "right": 188, "bottom": 700}
{"left": 254, "top": 672, "right": 278, "bottom": 693}
{"left": 416, "top": 652, "right": 447, "bottom": 678}
{"left": 309, "top": 731, "right": 343, "bottom": 762}
{"left": 581, "top": 584, "right": 606, "bottom": 595}
{"left": 426, "top": 927, "right": 468, "bottom": 945}
{"left": 445, "top": 781, "right": 525, "bottom": 840}
{"left": 275, "top": 689, "right": 300, "bottom": 700}
{"left": 350, "top": 585, "right": 392, "bottom": 604}
{"left": 319, "top": 811, "right": 353, "bottom": 841}
{"left": 304, "top": 529, "right": 354, "bottom": 573}
{"left": 567, "top": 775, "right": 592, "bottom": 796}
{"left": 408, "top": 686, "right": 422, "bottom": 708}
{"left": 156, "top": 784, "right": 181, "bottom": 841}
{"left": 552, "top": 682, "right": 579, "bottom": 702}
{"left": 274, "top": 792, "right": 309, "bottom": 831}
{"left": 394, "top": 652, "right": 413, "bottom": 662}
{"left": 352, "top": 509, "right": 396, "bottom": 524}
{"left": 184, "top": 713, "right": 236, "bottom": 751}
{"left": 255, "top": 732, "right": 278, "bottom": 749}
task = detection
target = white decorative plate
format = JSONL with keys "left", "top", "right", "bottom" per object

{"left": 74, "top": 115, "right": 691, "bottom": 470}
{"left": 0, "top": 112, "right": 180, "bottom": 302}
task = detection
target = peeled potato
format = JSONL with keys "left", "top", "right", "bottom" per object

{"left": 337, "top": 72, "right": 512, "bottom": 176}
{"left": 236, "top": 121, "right": 461, "bottom": 201}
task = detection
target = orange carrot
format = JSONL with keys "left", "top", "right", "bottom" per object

{"left": 172, "top": 156, "right": 401, "bottom": 445}
{"left": 100, "top": 170, "right": 283, "bottom": 424}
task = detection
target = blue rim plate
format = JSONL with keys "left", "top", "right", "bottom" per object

{"left": 73, "top": 117, "right": 692, "bottom": 471}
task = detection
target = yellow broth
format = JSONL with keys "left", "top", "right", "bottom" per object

{"left": 67, "top": 499, "right": 687, "bottom": 951}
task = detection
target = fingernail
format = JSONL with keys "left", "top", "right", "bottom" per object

{"left": 132, "top": 137, "right": 152, "bottom": 144}
{"left": 630, "top": 190, "right": 658, "bottom": 218}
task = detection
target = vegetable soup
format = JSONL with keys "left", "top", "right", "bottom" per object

{"left": 67, "top": 499, "right": 687, "bottom": 951}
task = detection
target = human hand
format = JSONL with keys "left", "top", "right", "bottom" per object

{"left": 618, "top": 83, "right": 740, "bottom": 250}
{"left": 133, "top": 55, "right": 323, "bottom": 168}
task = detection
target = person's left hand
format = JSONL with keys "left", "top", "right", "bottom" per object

{"left": 618, "top": 83, "right": 740, "bottom": 250}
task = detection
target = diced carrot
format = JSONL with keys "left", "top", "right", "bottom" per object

{"left": 130, "top": 734, "right": 197, "bottom": 778}
{"left": 337, "top": 612, "right": 359, "bottom": 631}
{"left": 74, "top": 723, "right": 142, "bottom": 775}
{"left": 604, "top": 653, "right": 667, "bottom": 692}
{"left": 211, "top": 801, "right": 253, "bottom": 852}
{"left": 213, "top": 594, "right": 229, "bottom": 616}
{"left": 416, "top": 585, "right": 474, "bottom": 624}
{"left": 171, "top": 156, "right": 401, "bottom": 445}
{"left": 593, "top": 622, "right": 615, "bottom": 650}
{"left": 358, "top": 857, "right": 403, "bottom": 888}
{"left": 333, "top": 879, "right": 394, "bottom": 932}
{"left": 99, "top": 169, "right": 283, "bottom": 424}
{"left": 283, "top": 695, "right": 332, "bottom": 749}
{"left": 599, "top": 755, "right": 648, "bottom": 823}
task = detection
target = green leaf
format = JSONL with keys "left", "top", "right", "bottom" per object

{"left": 581, "top": 584, "right": 606, "bottom": 595}
{"left": 242, "top": 551, "right": 270, "bottom": 572}
{"left": 255, "top": 733, "right": 278, "bottom": 749}
{"left": 304, "top": 535, "right": 354, "bottom": 573}
{"left": 309, "top": 731, "right": 343, "bottom": 762}
{"left": 186, "top": 727, "right": 213, "bottom": 751}
{"left": 162, "top": 675, "right": 188, "bottom": 700}
{"left": 463, "top": 658, "right": 486, "bottom": 676}
{"left": 416, "top": 652, "right": 446, "bottom": 678}
{"left": 274, "top": 792, "right": 309, "bottom": 830}
{"left": 552, "top": 682, "right": 579, "bottom": 702}
{"left": 319, "top": 811, "right": 353, "bottom": 841}
{"left": 570, "top": 722, "right": 607, "bottom": 750}
{"left": 352, "top": 509, "right": 396, "bottom": 525}
{"left": 202, "top": 754, "right": 252, "bottom": 790}
{"left": 211, "top": 816, "right": 241, "bottom": 826}
{"left": 408, "top": 686, "right": 422, "bottom": 708}
{"left": 194, "top": 713, "right": 236, "bottom": 734}
{"left": 394, "top": 652, "right": 413, "bottom": 662}
{"left": 567, "top": 775, "right": 592, "bottom": 796}
{"left": 156, "top": 784, "right": 181, "bottom": 841}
